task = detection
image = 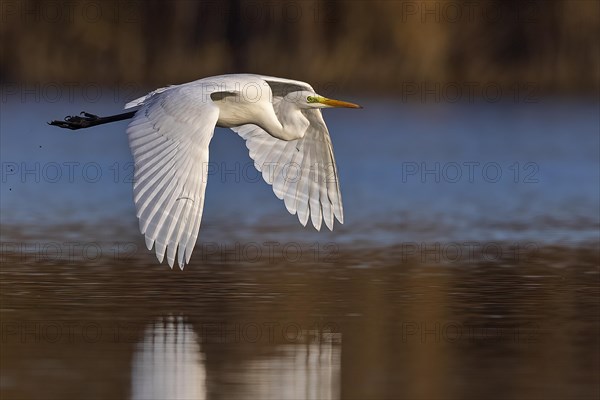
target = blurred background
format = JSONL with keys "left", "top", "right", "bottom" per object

{"left": 1, "top": 1, "right": 599, "bottom": 400}
{"left": 1, "top": 0, "right": 599, "bottom": 92}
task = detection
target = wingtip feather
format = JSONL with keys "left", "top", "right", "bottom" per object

{"left": 145, "top": 236, "right": 154, "bottom": 250}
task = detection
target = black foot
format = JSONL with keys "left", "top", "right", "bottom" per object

{"left": 48, "top": 112, "right": 101, "bottom": 130}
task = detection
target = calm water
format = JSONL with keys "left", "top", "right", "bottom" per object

{"left": 1, "top": 95, "right": 599, "bottom": 399}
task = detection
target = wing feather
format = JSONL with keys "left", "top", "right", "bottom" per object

{"left": 232, "top": 108, "right": 343, "bottom": 231}
{"left": 280, "top": 144, "right": 304, "bottom": 214}
{"left": 126, "top": 86, "right": 219, "bottom": 268}
{"left": 307, "top": 141, "right": 323, "bottom": 231}
{"left": 295, "top": 143, "right": 312, "bottom": 227}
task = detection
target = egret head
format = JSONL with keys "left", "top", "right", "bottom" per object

{"left": 289, "top": 90, "right": 362, "bottom": 109}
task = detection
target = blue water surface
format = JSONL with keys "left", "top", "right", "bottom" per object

{"left": 1, "top": 95, "right": 598, "bottom": 246}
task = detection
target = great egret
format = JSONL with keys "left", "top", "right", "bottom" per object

{"left": 50, "top": 74, "right": 361, "bottom": 268}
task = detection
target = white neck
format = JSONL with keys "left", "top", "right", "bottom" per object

{"left": 259, "top": 100, "right": 310, "bottom": 141}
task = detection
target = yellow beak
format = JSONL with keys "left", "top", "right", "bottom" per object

{"left": 318, "top": 96, "right": 362, "bottom": 109}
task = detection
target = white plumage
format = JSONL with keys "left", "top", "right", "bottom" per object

{"left": 124, "top": 74, "right": 360, "bottom": 268}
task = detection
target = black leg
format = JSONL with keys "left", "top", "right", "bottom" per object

{"left": 48, "top": 111, "right": 136, "bottom": 130}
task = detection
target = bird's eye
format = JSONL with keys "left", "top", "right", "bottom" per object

{"left": 307, "top": 96, "right": 317, "bottom": 103}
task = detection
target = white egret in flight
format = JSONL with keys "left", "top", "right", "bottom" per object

{"left": 50, "top": 74, "right": 361, "bottom": 268}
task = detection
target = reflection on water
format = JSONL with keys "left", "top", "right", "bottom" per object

{"left": 231, "top": 334, "right": 341, "bottom": 400}
{"left": 132, "top": 316, "right": 205, "bottom": 400}
{"left": 0, "top": 247, "right": 598, "bottom": 399}
{"left": 130, "top": 316, "right": 341, "bottom": 400}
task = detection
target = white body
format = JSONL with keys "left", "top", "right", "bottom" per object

{"left": 124, "top": 74, "right": 352, "bottom": 268}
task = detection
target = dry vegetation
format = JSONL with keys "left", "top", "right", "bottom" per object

{"left": 1, "top": 0, "right": 599, "bottom": 93}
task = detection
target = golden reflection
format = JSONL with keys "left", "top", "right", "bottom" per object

{"left": 131, "top": 317, "right": 341, "bottom": 399}
{"left": 232, "top": 331, "right": 342, "bottom": 400}
{"left": 131, "top": 316, "right": 206, "bottom": 400}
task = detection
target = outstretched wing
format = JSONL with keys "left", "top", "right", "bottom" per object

{"left": 126, "top": 86, "right": 220, "bottom": 269}
{"left": 258, "top": 75, "right": 315, "bottom": 97}
{"left": 232, "top": 106, "right": 343, "bottom": 231}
